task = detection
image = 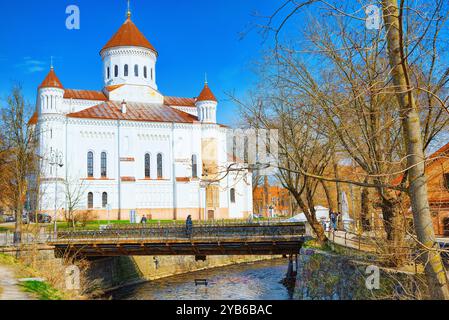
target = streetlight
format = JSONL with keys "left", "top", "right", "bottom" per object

{"left": 49, "top": 150, "right": 64, "bottom": 238}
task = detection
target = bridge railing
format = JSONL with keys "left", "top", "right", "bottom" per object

{"left": 52, "top": 222, "right": 306, "bottom": 242}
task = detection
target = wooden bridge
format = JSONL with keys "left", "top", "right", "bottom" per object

{"left": 48, "top": 222, "right": 306, "bottom": 258}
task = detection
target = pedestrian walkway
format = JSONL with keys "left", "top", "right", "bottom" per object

{"left": 0, "top": 265, "right": 34, "bottom": 300}
{"left": 326, "top": 230, "right": 376, "bottom": 253}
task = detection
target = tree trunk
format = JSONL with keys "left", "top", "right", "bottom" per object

{"left": 291, "top": 190, "right": 328, "bottom": 245}
{"left": 380, "top": 192, "right": 408, "bottom": 267}
{"left": 321, "top": 180, "right": 336, "bottom": 212}
{"left": 382, "top": 0, "right": 449, "bottom": 299}
{"left": 360, "top": 186, "right": 372, "bottom": 232}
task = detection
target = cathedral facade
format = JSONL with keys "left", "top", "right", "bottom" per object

{"left": 30, "top": 10, "right": 253, "bottom": 221}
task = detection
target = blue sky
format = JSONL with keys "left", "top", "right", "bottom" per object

{"left": 0, "top": 0, "right": 282, "bottom": 125}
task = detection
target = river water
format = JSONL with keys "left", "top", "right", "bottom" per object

{"left": 110, "top": 259, "right": 295, "bottom": 300}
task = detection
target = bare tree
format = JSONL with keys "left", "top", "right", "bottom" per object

{"left": 63, "top": 175, "right": 87, "bottom": 230}
{"left": 245, "top": 0, "right": 449, "bottom": 298}
{"left": 0, "top": 86, "right": 38, "bottom": 244}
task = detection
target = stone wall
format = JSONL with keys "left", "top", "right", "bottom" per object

{"left": 88, "top": 255, "right": 280, "bottom": 291}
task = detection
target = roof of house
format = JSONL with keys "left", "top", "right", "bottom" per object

{"left": 28, "top": 112, "right": 38, "bottom": 125}
{"left": 39, "top": 68, "right": 64, "bottom": 89}
{"left": 67, "top": 101, "right": 198, "bottom": 123}
{"left": 101, "top": 17, "right": 157, "bottom": 54}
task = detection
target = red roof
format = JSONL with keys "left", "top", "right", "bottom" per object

{"left": 197, "top": 83, "right": 217, "bottom": 102}
{"left": 67, "top": 101, "right": 198, "bottom": 123}
{"left": 101, "top": 17, "right": 157, "bottom": 54}
{"left": 39, "top": 68, "right": 63, "bottom": 89}
{"left": 28, "top": 112, "right": 38, "bottom": 125}
{"left": 164, "top": 96, "right": 196, "bottom": 107}
{"left": 64, "top": 89, "right": 108, "bottom": 101}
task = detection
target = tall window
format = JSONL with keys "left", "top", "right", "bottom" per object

{"left": 101, "top": 152, "right": 107, "bottom": 178}
{"left": 230, "top": 188, "right": 236, "bottom": 203}
{"left": 107, "top": 67, "right": 110, "bottom": 79}
{"left": 114, "top": 65, "right": 119, "bottom": 77}
{"left": 144, "top": 66, "right": 148, "bottom": 79}
{"left": 157, "top": 153, "right": 163, "bottom": 179}
{"left": 145, "top": 153, "right": 151, "bottom": 178}
{"left": 151, "top": 68, "right": 153, "bottom": 80}
{"left": 124, "top": 64, "right": 129, "bottom": 77}
{"left": 192, "top": 155, "right": 198, "bottom": 178}
{"left": 87, "top": 152, "right": 94, "bottom": 178}
{"left": 134, "top": 65, "right": 139, "bottom": 77}
{"left": 88, "top": 192, "right": 94, "bottom": 209}
{"left": 102, "top": 192, "right": 108, "bottom": 208}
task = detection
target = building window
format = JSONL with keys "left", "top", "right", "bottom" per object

{"left": 114, "top": 65, "right": 119, "bottom": 77}
{"left": 151, "top": 68, "right": 153, "bottom": 80}
{"left": 101, "top": 152, "right": 107, "bottom": 178}
{"left": 134, "top": 65, "right": 139, "bottom": 77}
{"left": 102, "top": 192, "right": 108, "bottom": 208}
{"left": 88, "top": 192, "right": 94, "bottom": 209}
{"left": 157, "top": 153, "right": 163, "bottom": 179}
{"left": 192, "top": 155, "right": 198, "bottom": 178}
{"left": 444, "top": 174, "right": 449, "bottom": 190}
{"left": 144, "top": 66, "right": 148, "bottom": 79}
{"left": 145, "top": 153, "right": 151, "bottom": 178}
{"left": 87, "top": 152, "right": 94, "bottom": 178}
{"left": 124, "top": 64, "right": 129, "bottom": 77}
{"left": 230, "top": 188, "right": 236, "bottom": 203}
{"left": 107, "top": 67, "right": 110, "bottom": 79}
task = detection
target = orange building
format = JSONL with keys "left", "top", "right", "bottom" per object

{"left": 253, "top": 178, "right": 294, "bottom": 217}
{"left": 426, "top": 143, "right": 449, "bottom": 236}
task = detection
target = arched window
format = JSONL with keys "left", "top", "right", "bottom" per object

{"left": 102, "top": 192, "right": 108, "bottom": 208}
{"left": 114, "top": 65, "right": 119, "bottom": 77}
{"left": 192, "top": 155, "right": 198, "bottom": 178}
{"left": 145, "top": 153, "right": 151, "bottom": 178}
{"left": 87, "top": 152, "right": 94, "bottom": 178}
{"left": 134, "top": 65, "right": 139, "bottom": 77}
{"left": 107, "top": 67, "right": 110, "bottom": 79}
{"left": 88, "top": 192, "right": 94, "bottom": 209}
{"left": 144, "top": 66, "right": 148, "bottom": 79}
{"left": 124, "top": 64, "right": 129, "bottom": 77}
{"left": 157, "top": 153, "right": 163, "bottom": 179}
{"left": 101, "top": 152, "right": 107, "bottom": 178}
{"left": 230, "top": 188, "right": 236, "bottom": 203}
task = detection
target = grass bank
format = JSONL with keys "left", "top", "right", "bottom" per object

{"left": 0, "top": 253, "right": 67, "bottom": 300}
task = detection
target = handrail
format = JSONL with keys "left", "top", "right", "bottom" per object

{"left": 51, "top": 222, "right": 306, "bottom": 243}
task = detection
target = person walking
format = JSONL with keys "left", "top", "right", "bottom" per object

{"left": 140, "top": 215, "right": 148, "bottom": 225}
{"left": 330, "top": 211, "right": 337, "bottom": 231}
{"left": 186, "top": 215, "right": 193, "bottom": 239}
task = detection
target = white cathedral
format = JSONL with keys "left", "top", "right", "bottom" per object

{"left": 30, "top": 9, "right": 253, "bottom": 221}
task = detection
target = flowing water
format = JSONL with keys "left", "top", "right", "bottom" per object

{"left": 110, "top": 259, "right": 294, "bottom": 300}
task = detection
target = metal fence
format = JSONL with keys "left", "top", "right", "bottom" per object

{"left": 54, "top": 222, "right": 306, "bottom": 242}
{"left": 0, "top": 231, "right": 50, "bottom": 247}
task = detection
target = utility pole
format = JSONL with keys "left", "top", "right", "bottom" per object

{"left": 50, "top": 150, "right": 64, "bottom": 238}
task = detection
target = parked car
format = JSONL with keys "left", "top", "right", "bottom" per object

{"left": 4, "top": 215, "right": 16, "bottom": 223}
{"left": 28, "top": 213, "right": 52, "bottom": 224}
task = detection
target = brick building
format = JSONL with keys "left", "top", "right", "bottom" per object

{"left": 426, "top": 143, "right": 449, "bottom": 236}
{"left": 253, "top": 178, "right": 294, "bottom": 217}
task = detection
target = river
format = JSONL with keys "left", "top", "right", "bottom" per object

{"left": 110, "top": 259, "right": 295, "bottom": 300}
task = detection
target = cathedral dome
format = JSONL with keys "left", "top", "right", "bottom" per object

{"left": 197, "top": 83, "right": 217, "bottom": 102}
{"left": 101, "top": 16, "right": 157, "bottom": 54}
{"left": 39, "top": 67, "right": 64, "bottom": 89}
